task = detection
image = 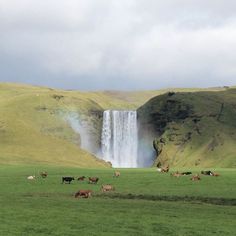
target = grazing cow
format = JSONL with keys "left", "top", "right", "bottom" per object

{"left": 101, "top": 184, "right": 115, "bottom": 192}
{"left": 40, "top": 172, "right": 48, "bottom": 178}
{"left": 62, "top": 177, "right": 75, "bottom": 184}
{"left": 27, "top": 176, "right": 35, "bottom": 180}
{"left": 212, "top": 172, "right": 220, "bottom": 177}
{"left": 190, "top": 174, "right": 201, "bottom": 181}
{"left": 88, "top": 177, "right": 99, "bottom": 184}
{"left": 113, "top": 171, "right": 120, "bottom": 177}
{"left": 74, "top": 190, "right": 92, "bottom": 199}
{"left": 161, "top": 165, "right": 169, "bottom": 173}
{"left": 201, "top": 170, "right": 220, "bottom": 177}
{"left": 181, "top": 172, "right": 192, "bottom": 176}
{"left": 201, "top": 170, "right": 213, "bottom": 176}
{"left": 77, "top": 176, "right": 86, "bottom": 181}
{"left": 171, "top": 171, "right": 182, "bottom": 178}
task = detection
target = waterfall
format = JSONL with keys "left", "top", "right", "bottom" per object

{"left": 101, "top": 110, "right": 138, "bottom": 168}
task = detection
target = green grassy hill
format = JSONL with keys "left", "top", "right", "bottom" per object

{"left": 0, "top": 84, "right": 106, "bottom": 167}
{"left": 138, "top": 89, "right": 236, "bottom": 168}
{"left": 0, "top": 82, "right": 233, "bottom": 167}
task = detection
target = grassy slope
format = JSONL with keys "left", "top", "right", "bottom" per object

{"left": 0, "top": 83, "right": 107, "bottom": 167}
{"left": 0, "top": 165, "right": 235, "bottom": 236}
{"left": 0, "top": 82, "right": 231, "bottom": 167}
{"left": 138, "top": 89, "right": 236, "bottom": 168}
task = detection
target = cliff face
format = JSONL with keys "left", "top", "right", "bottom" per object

{"left": 137, "top": 89, "right": 236, "bottom": 168}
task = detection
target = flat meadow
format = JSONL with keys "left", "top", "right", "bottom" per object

{"left": 0, "top": 165, "right": 235, "bottom": 236}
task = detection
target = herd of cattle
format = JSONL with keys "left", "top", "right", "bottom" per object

{"left": 26, "top": 168, "right": 220, "bottom": 199}
{"left": 27, "top": 170, "right": 120, "bottom": 199}
{"left": 158, "top": 165, "right": 220, "bottom": 181}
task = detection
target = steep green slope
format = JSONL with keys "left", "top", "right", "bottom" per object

{"left": 138, "top": 89, "right": 236, "bottom": 168}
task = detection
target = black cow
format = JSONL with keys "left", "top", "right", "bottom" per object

{"left": 201, "top": 171, "right": 213, "bottom": 176}
{"left": 181, "top": 172, "right": 192, "bottom": 175}
{"left": 62, "top": 177, "right": 75, "bottom": 184}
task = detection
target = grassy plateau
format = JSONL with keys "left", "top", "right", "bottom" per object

{"left": 0, "top": 165, "right": 235, "bottom": 236}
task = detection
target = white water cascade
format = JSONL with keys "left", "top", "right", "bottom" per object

{"left": 101, "top": 110, "right": 138, "bottom": 168}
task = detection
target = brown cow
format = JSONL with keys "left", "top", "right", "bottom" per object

{"left": 212, "top": 172, "right": 220, "bottom": 177}
{"left": 113, "top": 171, "right": 120, "bottom": 177}
{"left": 88, "top": 177, "right": 99, "bottom": 184}
{"left": 190, "top": 174, "right": 201, "bottom": 181}
{"left": 74, "top": 190, "right": 92, "bottom": 199}
{"left": 40, "top": 172, "right": 48, "bottom": 178}
{"left": 171, "top": 171, "right": 182, "bottom": 178}
{"left": 101, "top": 184, "right": 115, "bottom": 192}
{"left": 77, "top": 176, "right": 86, "bottom": 181}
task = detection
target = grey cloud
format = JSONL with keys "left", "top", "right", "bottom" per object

{"left": 0, "top": 0, "right": 236, "bottom": 90}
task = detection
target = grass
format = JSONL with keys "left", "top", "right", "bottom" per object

{"left": 0, "top": 164, "right": 235, "bottom": 236}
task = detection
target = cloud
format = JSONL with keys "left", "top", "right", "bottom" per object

{"left": 0, "top": 0, "right": 236, "bottom": 90}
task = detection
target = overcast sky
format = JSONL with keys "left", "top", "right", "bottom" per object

{"left": 0, "top": 0, "right": 236, "bottom": 90}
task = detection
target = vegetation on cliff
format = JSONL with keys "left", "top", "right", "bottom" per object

{"left": 138, "top": 89, "right": 236, "bottom": 167}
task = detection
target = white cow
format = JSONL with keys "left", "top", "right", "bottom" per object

{"left": 27, "top": 175, "right": 35, "bottom": 180}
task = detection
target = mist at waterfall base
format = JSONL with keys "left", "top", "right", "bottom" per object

{"left": 65, "top": 113, "right": 94, "bottom": 154}
{"left": 65, "top": 111, "right": 156, "bottom": 168}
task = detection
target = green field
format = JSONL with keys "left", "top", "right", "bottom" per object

{"left": 0, "top": 165, "right": 235, "bottom": 236}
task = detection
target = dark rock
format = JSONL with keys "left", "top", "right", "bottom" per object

{"left": 89, "top": 110, "right": 103, "bottom": 119}
{"left": 153, "top": 138, "right": 166, "bottom": 156}
{"left": 192, "top": 118, "right": 200, "bottom": 123}
{"left": 168, "top": 92, "right": 175, "bottom": 97}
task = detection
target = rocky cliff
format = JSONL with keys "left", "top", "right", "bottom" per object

{"left": 137, "top": 89, "right": 236, "bottom": 167}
